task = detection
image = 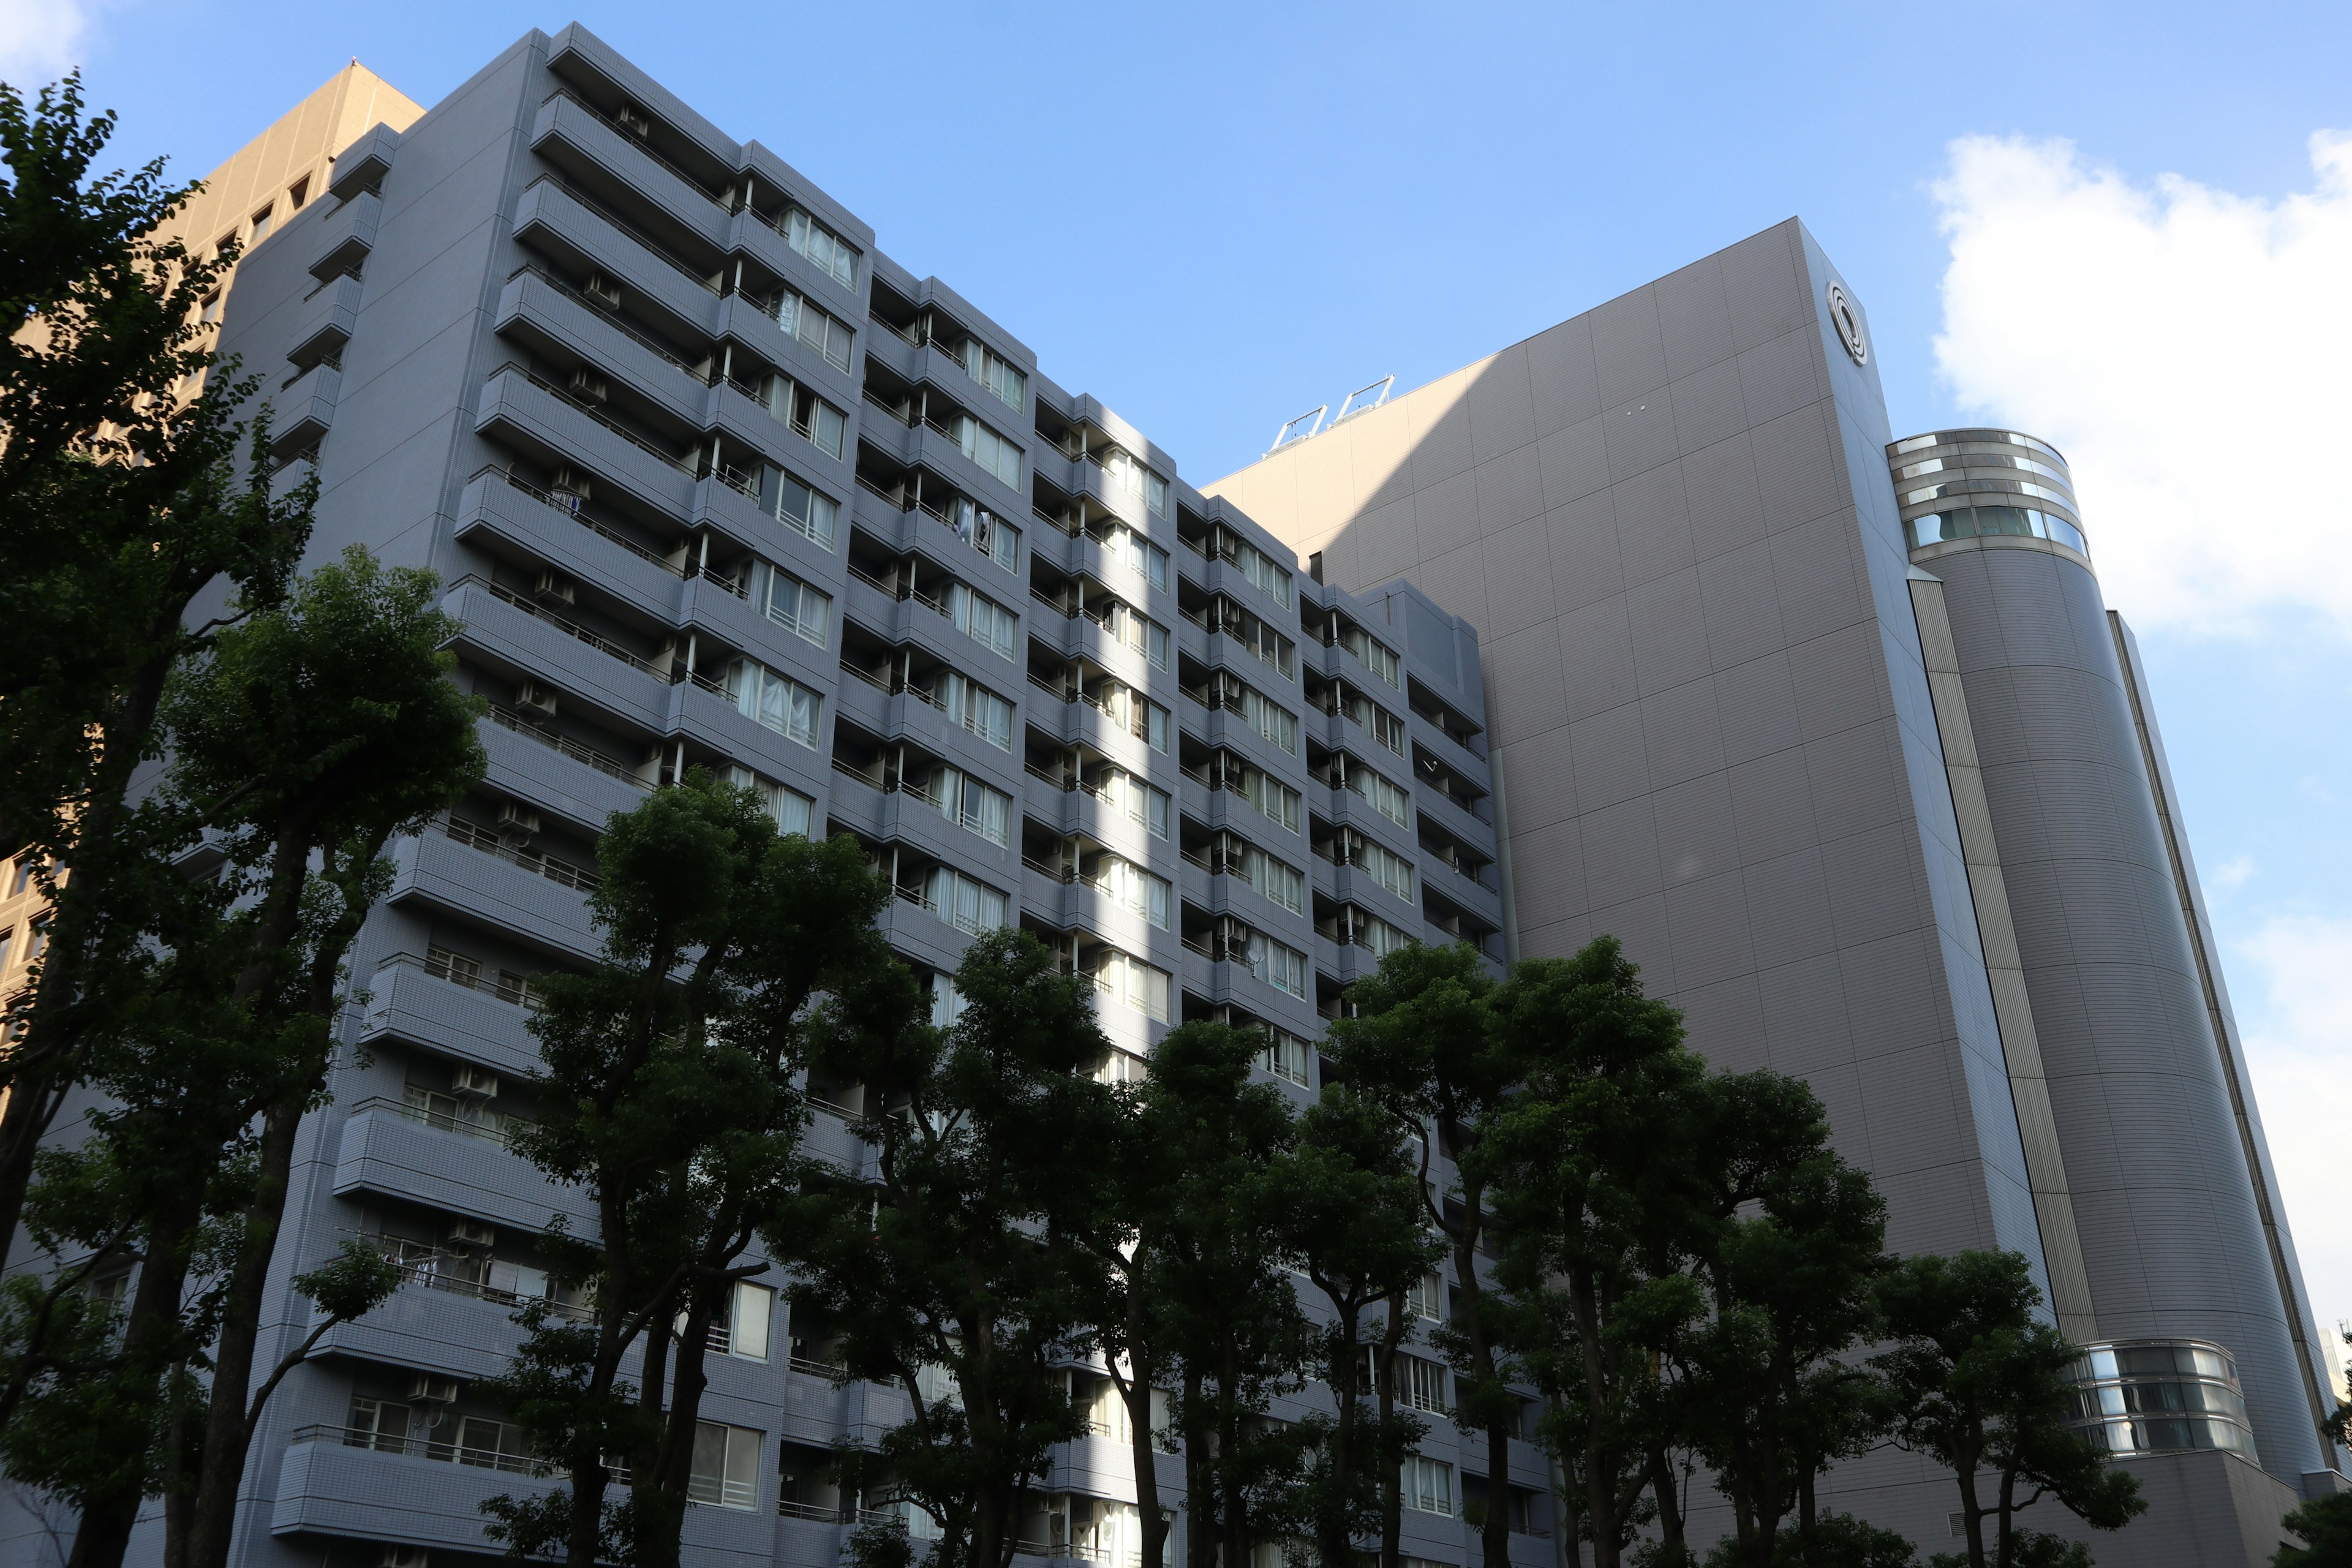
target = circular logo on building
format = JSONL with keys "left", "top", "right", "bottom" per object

{"left": 1826, "top": 281, "right": 1868, "bottom": 365}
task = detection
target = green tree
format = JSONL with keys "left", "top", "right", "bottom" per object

{"left": 1876, "top": 1250, "right": 2144, "bottom": 1568}
{"left": 1670, "top": 1072, "right": 1893, "bottom": 1565}
{"left": 784, "top": 929, "right": 1125, "bottom": 1568}
{"left": 1283, "top": 1085, "right": 1445, "bottom": 1568}
{"left": 0, "top": 548, "right": 484, "bottom": 1568}
{"left": 2277, "top": 1490, "right": 2352, "bottom": 1567}
{"left": 1480, "top": 935, "right": 1703, "bottom": 1568}
{"left": 0, "top": 74, "right": 305, "bottom": 1261}
{"left": 1092, "top": 1022, "right": 1305, "bottom": 1568}
{"left": 1322, "top": 941, "right": 1520, "bottom": 1568}
{"left": 477, "top": 775, "right": 894, "bottom": 1568}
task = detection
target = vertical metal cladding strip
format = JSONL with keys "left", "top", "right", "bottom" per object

{"left": 2108, "top": 609, "right": 2335, "bottom": 1455}
{"left": 1906, "top": 567, "right": 2098, "bottom": 1341}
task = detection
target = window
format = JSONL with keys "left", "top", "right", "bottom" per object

{"left": 948, "top": 497, "right": 1020, "bottom": 572}
{"left": 761, "top": 467, "right": 839, "bottom": 551}
{"left": 1238, "top": 686, "right": 1298, "bottom": 756}
{"left": 785, "top": 206, "right": 858, "bottom": 288}
{"left": 8, "top": 857, "right": 31, "bottom": 895}
{"left": 1232, "top": 843, "right": 1305, "bottom": 916}
{"left": 947, "top": 583, "right": 1019, "bottom": 661}
{"left": 1354, "top": 837, "right": 1415, "bottom": 903}
{"left": 1258, "top": 1030, "right": 1310, "bottom": 1087}
{"left": 924, "top": 867, "right": 1009, "bottom": 934}
{"left": 954, "top": 415, "right": 1023, "bottom": 491}
{"left": 760, "top": 564, "right": 831, "bottom": 646}
{"left": 1905, "top": 505, "right": 2089, "bottom": 557}
{"left": 791, "top": 385, "right": 847, "bottom": 458}
{"left": 721, "top": 764, "right": 814, "bottom": 836}
{"left": 200, "top": 292, "right": 224, "bottom": 324}
{"left": 1243, "top": 931, "right": 1307, "bottom": 998}
{"left": 1100, "top": 769, "right": 1170, "bottom": 839}
{"left": 960, "top": 339, "right": 1026, "bottom": 412}
{"left": 1214, "top": 598, "right": 1295, "bottom": 679}
{"left": 0, "top": 928, "right": 13, "bottom": 973}
{"left": 1234, "top": 764, "right": 1301, "bottom": 833}
{"left": 1094, "top": 948, "right": 1172, "bottom": 1022}
{"left": 1224, "top": 533, "right": 1294, "bottom": 609}
{"left": 286, "top": 176, "right": 309, "bottom": 211}
{"left": 1404, "top": 1271, "right": 1443, "bottom": 1321}
{"left": 1102, "top": 522, "right": 1169, "bottom": 592}
{"left": 247, "top": 205, "right": 274, "bottom": 244}
{"left": 1401, "top": 1456, "right": 1455, "bottom": 1517}
{"left": 1346, "top": 763, "right": 1411, "bottom": 828}
{"left": 1101, "top": 447, "right": 1167, "bottom": 518}
{"left": 930, "top": 973, "right": 968, "bottom": 1028}
{"left": 1099, "top": 599, "right": 1169, "bottom": 671}
{"left": 1340, "top": 624, "right": 1401, "bottom": 688}
{"left": 717, "top": 1280, "right": 774, "bottom": 1360}
{"left": 1341, "top": 689, "right": 1406, "bottom": 755}
{"left": 688, "top": 1420, "right": 761, "bottom": 1509}
{"left": 723, "top": 659, "right": 822, "bottom": 747}
{"left": 1091, "top": 855, "right": 1170, "bottom": 929}
{"left": 771, "top": 287, "right": 853, "bottom": 371}
{"left": 1098, "top": 682, "right": 1170, "bottom": 753}
{"left": 922, "top": 766, "right": 1012, "bottom": 848}
{"left": 348, "top": 1397, "right": 413, "bottom": 1452}
{"left": 938, "top": 671, "right": 1014, "bottom": 750}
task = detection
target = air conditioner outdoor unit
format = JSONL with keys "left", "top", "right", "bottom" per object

{"left": 447, "top": 1219, "right": 497, "bottom": 1249}
{"left": 377, "top": 1547, "right": 429, "bottom": 1568}
{"left": 452, "top": 1064, "right": 501, "bottom": 1099}
{"left": 614, "top": 105, "right": 652, "bottom": 138}
{"left": 533, "top": 570, "right": 576, "bottom": 607}
{"left": 566, "top": 366, "right": 609, "bottom": 404}
{"left": 407, "top": 1374, "right": 461, "bottom": 1405}
{"left": 549, "top": 465, "right": 592, "bottom": 499}
{"left": 581, "top": 272, "right": 622, "bottom": 309}
{"left": 494, "top": 802, "right": 542, "bottom": 839}
{"left": 514, "top": 680, "right": 557, "bottom": 718}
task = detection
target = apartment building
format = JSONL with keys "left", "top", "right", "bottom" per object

{"left": 1210, "top": 223, "right": 2341, "bottom": 1566}
{"left": 1, "top": 26, "right": 1516, "bottom": 1568}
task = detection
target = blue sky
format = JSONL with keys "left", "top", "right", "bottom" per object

{"left": 17, "top": 1, "right": 2352, "bottom": 1321}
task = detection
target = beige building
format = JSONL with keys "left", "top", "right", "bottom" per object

{"left": 166, "top": 61, "right": 423, "bottom": 324}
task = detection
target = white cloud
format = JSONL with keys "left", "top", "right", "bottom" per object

{"left": 0, "top": 0, "right": 96, "bottom": 81}
{"left": 1930, "top": 132, "right": 2352, "bottom": 635}
{"left": 2230, "top": 915, "right": 2352, "bottom": 1348}
{"left": 2213, "top": 853, "right": 2257, "bottom": 889}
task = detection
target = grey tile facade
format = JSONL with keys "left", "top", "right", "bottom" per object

{"left": 1212, "top": 224, "right": 2344, "bottom": 1563}
{"left": 2, "top": 26, "right": 1516, "bottom": 1568}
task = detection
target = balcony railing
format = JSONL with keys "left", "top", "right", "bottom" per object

{"left": 374, "top": 946, "right": 547, "bottom": 1008}
{"left": 474, "top": 465, "right": 679, "bottom": 575}
{"left": 456, "top": 573, "right": 668, "bottom": 679}
{"left": 348, "top": 1094, "right": 527, "bottom": 1151}
{"left": 488, "top": 359, "right": 695, "bottom": 476}
{"left": 507, "top": 263, "right": 703, "bottom": 376}
{"left": 373, "top": 1252, "right": 595, "bottom": 1323}
{"left": 290, "top": 1422, "right": 544, "bottom": 1477}
{"left": 543, "top": 89, "right": 731, "bottom": 219}
{"left": 443, "top": 816, "right": 602, "bottom": 892}
{"left": 485, "top": 703, "right": 646, "bottom": 788}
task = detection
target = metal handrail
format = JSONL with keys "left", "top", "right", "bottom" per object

{"left": 347, "top": 1094, "right": 527, "bottom": 1150}
{"left": 484, "top": 704, "right": 644, "bottom": 787}
{"left": 486, "top": 360, "right": 694, "bottom": 475}
{"left": 371, "top": 948, "right": 548, "bottom": 1008}
{"left": 541, "top": 89, "right": 732, "bottom": 217}
{"left": 506, "top": 263, "right": 702, "bottom": 375}
{"left": 470, "top": 466, "right": 680, "bottom": 573}
{"left": 518, "top": 173, "right": 721, "bottom": 298}
{"left": 292, "top": 1422, "right": 547, "bottom": 1476}
{"left": 453, "top": 574, "right": 669, "bottom": 680}
{"left": 442, "top": 816, "right": 602, "bottom": 892}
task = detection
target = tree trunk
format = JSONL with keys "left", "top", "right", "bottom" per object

{"left": 1183, "top": 1366, "right": 1212, "bottom": 1568}
{"left": 69, "top": 1188, "right": 205, "bottom": 1568}
{"left": 1569, "top": 1267, "right": 1620, "bottom": 1568}
{"left": 1117, "top": 1284, "right": 1166, "bottom": 1568}
{"left": 1644, "top": 1449, "right": 1683, "bottom": 1562}
{"left": 1446, "top": 1212, "right": 1512, "bottom": 1568}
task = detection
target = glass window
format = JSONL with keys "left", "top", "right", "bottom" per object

{"left": 1226, "top": 533, "right": 1294, "bottom": 609}
{"left": 947, "top": 498, "right": 1020, "bottom": 573}
{"left": 922, "top": 766, "right": 1012, "bottom": 848}
{"left": 1240, "top": 686, "right": 1298, "bottom": 755}
{"left": 1094, "top": 948, "right": 1172, "bottom": 1022}
{"left": 948, "top": 583, "right": 1019, "bottom": 661}
{"left": 688, "top": 1421, "right": 761, "bottom": 1509}
{"left": 771, "top": 287, "right": 853, "bottom": 371}
{"left": 1356, "top": 838, "right": 1415, "bottom": 903}
{"left": 1401, "top": 1456, "right": 1454, "bottom": 1517}
{"left": 725, "top": 1281, "right": 774, "bottom": 1360}
{"left": 960, "top": 340, "right": 1027, "bottom": 412}
{"left": 785, "top": 207, "right": 858, "bottom": 289}
{"left": 287, "top": 176, "right": 310, "bottom": 211}
{"left": 761, "top": 564, "right": 831, "bottom": 645}
{"left": 1093, "top": 855, "right": 1170, "bottom": 929}
{"left": 955, "top": 415, "right": 1023, "bottom": 491}
{"left": 1346, "top": 763, "right": 1411, "bottom": 828}
{"left": 1101, "top": 769, "right": 1170, "bottom": 838}
{"left": 723, "top": 659, "right": 822, "bottom": 747}
{"left": 1340, "top": 624, "right": 1401, "bottom": 688}
{"left": 930, "top": 973, "right": 968, "bottom": 1028}
{"left": 1237, "top": 845, "right": 1305, "bottom": 915}
{"left": 1104, "top": 523, "right": 1170, "bottom": 592}
{"left": 923, "top": 867, "right": 1009, "bottom": 934}
{"left": 1243, "top": 931, "right": 1307, "bottom": 998}
{"left": 720, "top": 764, "right": 813, "bottom": 835}
{"left": 1236, "top": 764, "right": 1301, "bottom": 833}
{"left": 2045, "top": 514, "right": 2089, "bottom": 554}
{"left": 794, "top": 387, "right": 846, "bottom": 458}
{"left": 761, "top": 467, "right": 839, "bottom": 551}
{"left": 1257, "top": 1030, "right": 1311, "bottom": 1086}
{"left": 937, "top": 671, "right": 1014, "bottom": 750}
{"left": 247, "top": 205, "right": 274, "bottom": 244}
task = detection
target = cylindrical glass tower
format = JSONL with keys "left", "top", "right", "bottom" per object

{"left": 1888, "top": 428, "right": 2333, "bottom": 1487}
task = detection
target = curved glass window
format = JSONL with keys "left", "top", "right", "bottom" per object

{"left": 1906, "top": 507, "right": 2089, "bottom": 557}
{"left": 2062, "top": 1340, "right": 2257, "bottom": 1461}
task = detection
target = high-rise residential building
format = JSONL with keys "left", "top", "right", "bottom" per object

{"left": 1210, "top": 222, "right": 2341, "bottom": 1563}
{"left": 3, "top": 24, "right": 2331, "bottom": 1568}
{"left": 4, "top": 26, "right": 1509, "bottom": 1568}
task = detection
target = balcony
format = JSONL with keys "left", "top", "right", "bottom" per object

{"left": 307, "top": 189, "right": 380, "bottom": 283}
{"left": 474, "top": 362, "right": 697, "bottom": 519}
{"left": 268, "top": 361, "right": 338, "bottom": 462}
{"left": 511, "top": 176, "right": 723, "bottom": 344}
{"left": 386, "top": 821, "right": 601, "bottom": 962}
{"left": 270, "top": 1425, "right": 552, "bottom": 1549}
{"left": 530, "top": 89, "right": 731, "bottom": 265}
{"left": 330, "top": 1101, "right": 592, "bottom": 1237}
{"left": 354, "top": 951, "right": 543, "bottom": 1079}
{"left": 442, "top": 578, "right": 676, "bottom": 742}
{"left": 495, "top": 266, "right": 712, "bottom": 431}
{"left": 287, "top": 273, "right": 361, "bottom": 369}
